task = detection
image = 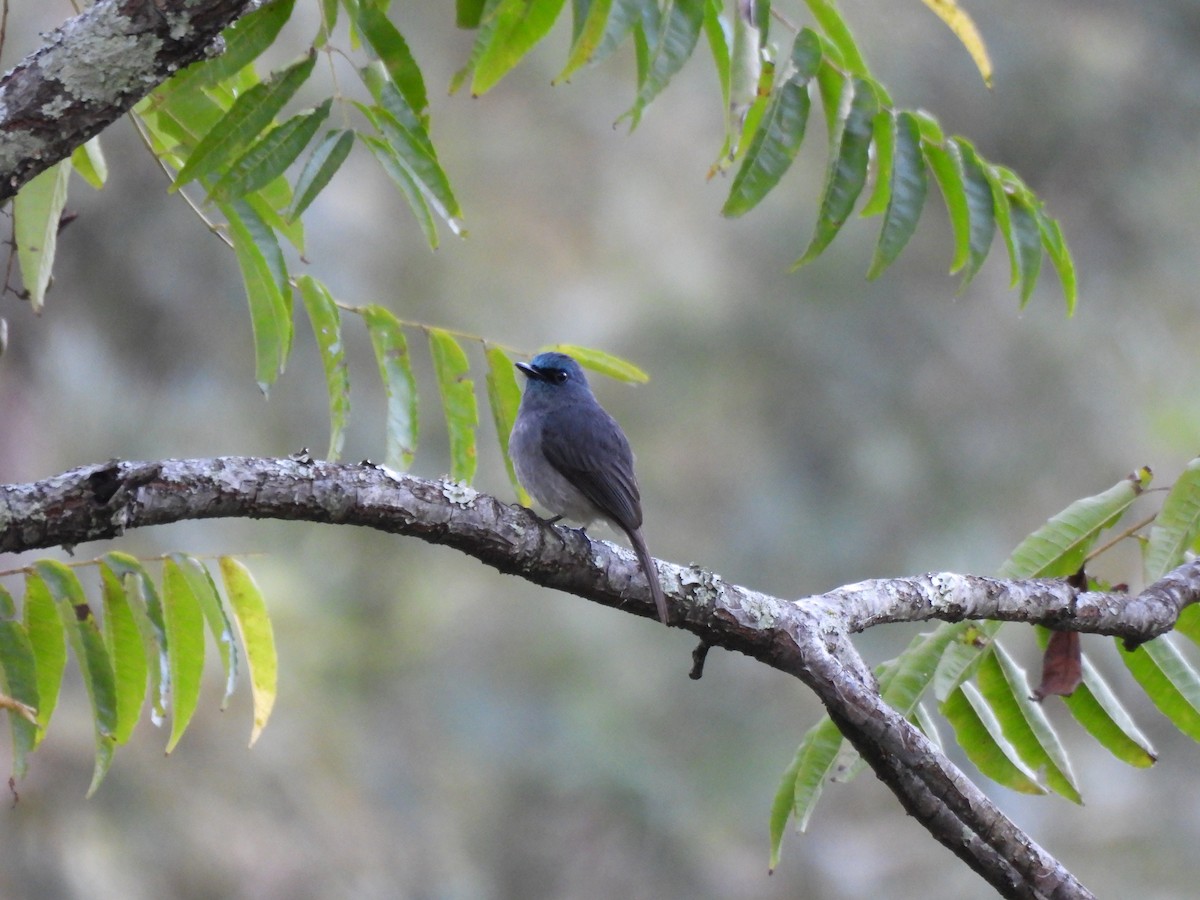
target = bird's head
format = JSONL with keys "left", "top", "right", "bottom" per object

{"left": 515, "top": 352, "right": 591, "bottom": 395}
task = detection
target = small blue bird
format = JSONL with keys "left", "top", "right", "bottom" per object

{"left": 510, "top": 352, "right": 669, "bottom": 625}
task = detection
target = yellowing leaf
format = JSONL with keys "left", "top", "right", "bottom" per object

{"left": 920, "top": 0, "right": 992, "bottom": 87}
{"left": 13, "top": 160, "right": 71, "bottom": 312}
{"left": 220, "top": 558, "right": 277, "bottom": 747}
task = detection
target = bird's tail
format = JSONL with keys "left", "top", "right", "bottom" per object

{"left": 629, "top": 528, "right": 670, "bottom": 625}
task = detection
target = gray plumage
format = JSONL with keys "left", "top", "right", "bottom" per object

{"left": 510, "top": 352, "right": 669, "bottom": 625}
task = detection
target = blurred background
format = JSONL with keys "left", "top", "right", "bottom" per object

{"left": 3, "top": 1, "right": 1200, "bottom": 897}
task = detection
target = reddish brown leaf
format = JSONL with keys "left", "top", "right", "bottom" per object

{"left": 1034, "top": 630, "right": 1082, "bottom": 700}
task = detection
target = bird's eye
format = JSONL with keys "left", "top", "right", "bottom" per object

{"left": 549, "top": 368, "right": 569, "bottom": 384}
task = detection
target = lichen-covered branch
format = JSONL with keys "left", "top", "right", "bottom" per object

{"left": 11, "top": 455, "right": 1195, "bottom": 899}
{"left": 829, "top": 568, "right": 1200, "bottom": 644}
{"left": 0, "top": 0, "right": 256, "bottom": 201}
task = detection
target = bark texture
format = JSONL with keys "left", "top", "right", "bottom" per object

{"left": 0, "top": 0, "right": 256, "bottom": 201}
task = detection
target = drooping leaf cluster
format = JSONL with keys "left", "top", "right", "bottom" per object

{"left": 770, "top": 461, "right": 1200, "bottom": 869}
{"left": 0, "top": 555, "right": 275, "bottom": 794}
{"left": 10, "top": 1, "right": 1073, "bottom": 339}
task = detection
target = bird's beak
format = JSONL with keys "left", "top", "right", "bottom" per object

{"left": 515, "top": 361, "right": 542, "bottom": 381}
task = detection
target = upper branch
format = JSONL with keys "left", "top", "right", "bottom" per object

{"left": 0, "top": 0, "right": 256, "bottom": 201}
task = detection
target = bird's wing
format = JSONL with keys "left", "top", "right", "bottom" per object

{"left": 540, "top": 403, "right": 643, "bottom": 532}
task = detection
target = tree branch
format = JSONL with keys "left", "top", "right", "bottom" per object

{"left": 8, "top": 456, "right": 1193, "bottom": 899}
{"left": 0, "top": 0, "right": 256, "bottom": 201}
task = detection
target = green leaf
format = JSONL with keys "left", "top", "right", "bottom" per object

{"left": 912, "top": 702, "right": 943, "bottom": 749}
{"left": 98, "top": 564, "right": 148, "bottom": 746}
{"left": 543, "top": 343, "right": 649, "bottom": 383}
{"left": 71, "top": 137, "right": 108, "bottom": 190}
{"left": 13, "top": 159, "right": 72, "bottom": 312}
{"left": 974, "top": 166, "right": 1010, "bottom": 271}
{"left": 450, "top": 0, "right": 502, "bottom": 93}
{"left": 727, "top": 60, "right": 774, "bottom": 169}
{"left": 354, "top": 4, "right": 429, "bottom": 119}
{"left": 172, "top": 0, "right": 296, "bottom": 91}
{"left": 101, "top": 553, "right": 168, "bottom": 725}
{"left": 623, "top": 0, "right": 706, "bottom": 128}
{"left": 429, "top": 329, "right": 479, "bottom": 483}
{"left": 803, "top": 0, "right": 869, "bottom": 77}
{"left": 793, "top": 76, "right": 878, "bottom": 267}
{"left": 721, "top": 28, "right": 820, "bottom": 218}
{"left": 221, "top": 199, "right": 293, "bottom": 393}
{"left": 470, "top": 0, "right": 569, "bottom": 95}
{"left": 361, "top": 66, "right": 466, "bottom": 236}
{"left": 591, "top": 0, "right": 652, "bottom": 67}
{"left": 288, "top": 129, "right": 355, "bottom": 222}
{"left": 0, "top": 588, "right": 39, "bottom": 780}
{"left": 360, "top": 132, "right": 439, "bottom": 248}
{"left": 772, "top": 715, "right": 843, "bottom": 869}
{"left": 922, "top": 138, "right": 971, "bottom": 276}
{"left": 243, "top": 175, "right": 305, "bottom": 254}
{"left": 557, "top": 0, "right": 616, "bottom": 82}
{"left": 171, "top": 555, "right": 237, "bottom": 710}
{"left": 702, "top": 0, "right": 730, "bottom": 124}
{"left": 232, "top": 192, "right": 289, "bottom": 294}
{"left": 297, "top": 276, "right": 351, "bottom": 459}
{"left": 1036, "top": 211, "right": 1077, "bottom": 315}
{"left": 1176, "top": 605, "right": 1200, "bottom": 649}
{"left": 631, "top": 17, "right": 654, "bottom": 94}
{"left": 768, "top": 732, "right": 806, "bottom": 873}
{"left": 769, "top": 718, "right": 845, "bottom": 872}
{"left": 161, "top": 557, "right": 207, "bottom": 754}
{"left": 858, "top": 110, "right": 894, "bottom": 218}
{"left": 977, "top": 644, "right": 1081, "bottom": 803}
{"left": 998, "top": 468, "right": 1152, "bottom": 579}
{"left": 35, "top": 561, "right": 118, "bottom": 795}
{"left": 942, "top": 682, "right": 1046, "bottom": 794}
{"left": 813, "top": 56, "right": 844, "bottom": 141}
{"left": 1070, "top": 660, "right": 1158, "bottom": 765}
{"left": 219, "top": 558, "right": 277, "bottom": 747}
{"left": 725, "top": 0, "right": 763, "bottom": 125}
{"left": 947, "top": 138, "right": 995, "bottom": 288}
{"left": 932, "top": 621, "right": 1002, "bottom": 701}
{"left": 1144, "top": 457, "right": 1200, "bottom": 581}
{"left": 866, "top": 110, "right": 927, "bottom": 279}
{"left": 827, "top": 622, "right": 967, "bottom": 782}
{"left": 173, "top": 51, "right": 317, "bottom": 190}
{"left": 23, "top": 573, "right": 66, "bottom": 743}
{"left": 1120, "top": 636, "right": 1200, "bottom": 741}
{"left": 484, "top": 344, "right": 529, "bottom": 504}
{"left": 1009, "top": 194, "right": 1043, "bottom": 307}
{"left": 362, "top": 305, "right": 419, "bottom": 469}
{"left": 209, "top": 100, "right": 332, "bottom": 202}
{"left": 457, "top": 0, "right": 488, "bottom": 28}
{"left": 150, "top": 76, "right": 228, "bottom": 152}
{"left": 1033, "top": 628, "right": 1155, "bottom": 767}
{"left": 318, "top": 0, "right": 338, "bottom": 45}
{"left": 878, "top": 623, "right": 966, "bottom": 711}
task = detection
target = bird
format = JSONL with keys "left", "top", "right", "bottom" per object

{"left": 509, "top": 351, "right": 670, "bottom": 625}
